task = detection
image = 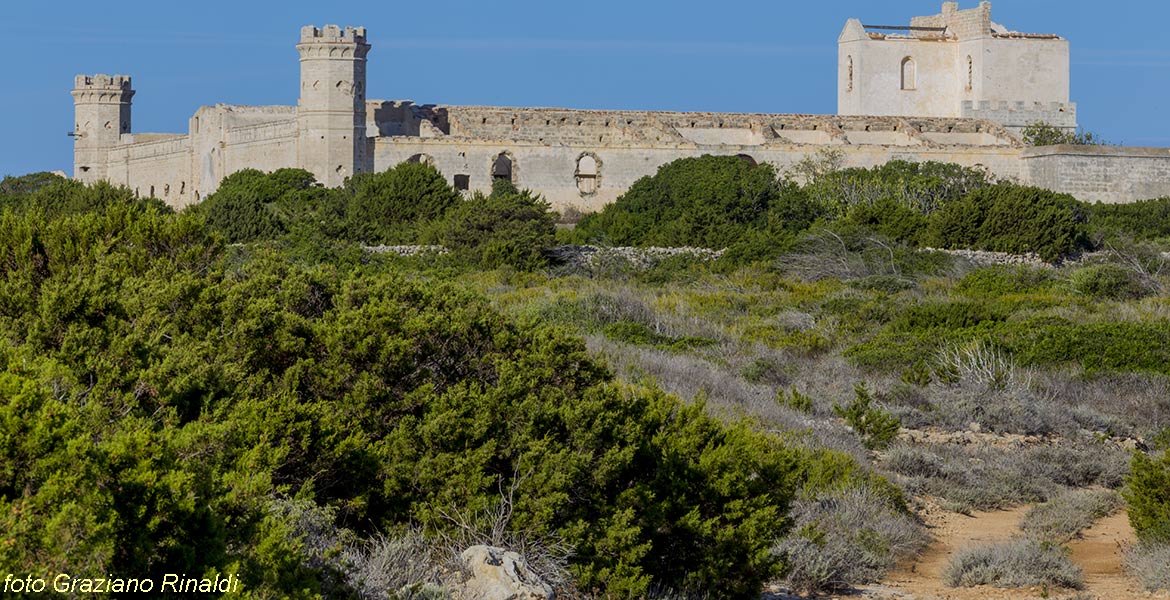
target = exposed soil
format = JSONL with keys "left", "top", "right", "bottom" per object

{"left": 848, "top": 500, "right": 1165, "bottom": 600}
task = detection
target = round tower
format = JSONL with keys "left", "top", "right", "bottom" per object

{"left": 296, "top": 25, "right": 370, "bottom": 187}
{"left": 71, "top": 74, "right": 134, "bottom": 183}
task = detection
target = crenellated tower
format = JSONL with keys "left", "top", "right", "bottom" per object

{"left": 296, "top": 25, "right": 370, "bottom": 186}
{"left": 71, "top": 74, "right": 134, "bottom": 182}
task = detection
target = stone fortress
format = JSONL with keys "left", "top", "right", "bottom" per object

{"left": 71, "top": 2, "right": 1170, "bottom": 211}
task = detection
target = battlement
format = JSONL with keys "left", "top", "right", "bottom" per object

{"left": 961, "top": 100, "right": 1076, "bottom": 131}
{"left": 73, "top": 74, "right": 133, "bottom": 91}
{"left": 962, "top": 100, "right": 1075, "bottom": 114}
{"left": 299, "top": 25, "right": 367, "bottom": 45}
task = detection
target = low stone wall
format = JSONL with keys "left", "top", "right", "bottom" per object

{"left": 1022, "top": 145, "right": 1170, "bottom": 204}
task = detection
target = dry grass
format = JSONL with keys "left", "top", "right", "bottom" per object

{"left": 1019, "top": 489, "right": 1124, "bottom": 542}
{"left": 944, "top": 539, "right": 1083, "bottom": 589}
{"left": 1124, "top": 541, "right": 1170, "bottom": 591}
{"left": 776, "top": 486, "right": 930, "bottom": 595}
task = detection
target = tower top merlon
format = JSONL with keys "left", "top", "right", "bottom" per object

{"left": 299, "top": 25, "right": 367, "bottom": 44}
{"left": 73, "top": 74, "right": 133, "bottom": 91}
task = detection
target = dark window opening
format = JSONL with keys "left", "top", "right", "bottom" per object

{"left": 736, "top": 154, "right": 757, "bottom": 167}
{"left": 492, "top": 153, "right": 513, "bottom": 182}
{"left": 454, "top": 174, "right": 470, "bottom": 190}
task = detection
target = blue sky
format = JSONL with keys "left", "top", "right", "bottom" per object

{"left": 2, "top": 0, "right": 1167, "bottom": 177}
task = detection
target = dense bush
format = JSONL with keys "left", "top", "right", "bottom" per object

{"left": 345, "top": 161, "right": 461, "bottom": 244}
{"left": 196, "top": 168, "right": 314, "bottom": 242}
{"left": 1089, "top": 197, "right": 1170, "bottom": 241}
{"left": 1021, "top": 122, "right": 1105, "bottom": 147}
{"left": 432, "top": 179, "right": 556, "bottom": 270}
{"left": 925, "top": 183, "right": 1091, "bottom": 262}
{"left": 574, "top": 155, "right": 817, "bottom": 259}
{"left": 1124, "top": 450, "right": 1170, "bottom": 543}
{"left": 804, "top": 159, "right": 993, "bottom": 217}
{"left": 1069, "top": 264, "right": 1150, "bottom": 300}
{"left": 0, "top": 191, "right": 879, "bottom": 598}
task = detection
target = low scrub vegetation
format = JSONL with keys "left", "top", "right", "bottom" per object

{"left": 1019, "top": 489, "right": 1123, "bottom": 542}
{"left": 776, "top": 487, "right": 929, "bottom": 595}
{"left": 5, "top": 156, "right": 1170, "bottom": 597}
{"left": 1124, "top": 541, "right": 1170, "bottom": 591}
{"left": 944, "top": 539, "right": 1084, "bottom": 589}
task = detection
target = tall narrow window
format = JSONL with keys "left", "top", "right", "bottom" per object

{"left": 966, "top": 55, "right": 973, "bottom": 90}
{"left": 901, "top": 57, "right": 916, "bottom": 90}
{"left": 492, "top": 153, "right": 513, "bottom": 183}
{"left": 576, "top": 153, "right": 599, "bottom": 195}
{"left": 846, "top": 56, "right": 854, "bottom": 92}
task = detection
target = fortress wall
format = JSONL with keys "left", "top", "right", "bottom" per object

{"left": 105, "top": 135, "right": 196, "bottom": 208}
{"left": 221, "top": 120, "right": 298, "bottom": 178}
{"left": 1022, "top": 145, "right": 1170, "bottom": 204}
{"left": 373, "top": 136, "right": 1023, "bottom": 213}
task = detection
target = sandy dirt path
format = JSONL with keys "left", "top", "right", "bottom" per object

{"left": 855, "top": 502, "right": 1161, "bottom": 600}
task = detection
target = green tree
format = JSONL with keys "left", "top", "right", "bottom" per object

{"left": 1022, "top": 122, "right": 1105, "bottom": 146}
{"left": 345, "top": 161, "right": 460, "bottom": 244}
{"left": 433, "top": 182, "right": 556, "bottom": 270}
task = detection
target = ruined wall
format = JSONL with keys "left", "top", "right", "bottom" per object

{"left": 840, "top": 2, "right": 1072, "bottom": 131}
{"left": 373, "top": 111, "right": 1025, "bottom": 213}
{"left": 1022, "top": 146, "right": 1170, "bottom": 204}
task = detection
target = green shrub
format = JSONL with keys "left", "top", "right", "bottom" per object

{"left": 1069, "top": 264, "right": 1149, "bottom": 300}
{"left": 433, "top": 183, "right": 556, "bottom": 270}
{"left": 803, "top": 160, "right": 992, "bottom": 217}
{"left": 956, "top": 264, "right": 1056, "bottom": 297}
{"left": 1000, "top": 318, "right": 1170, "bottom": 375}
{"left": 345, "top": 161, "right": 460, "bottom": 244}
{"left": 1022, "top": 122, "right": 1105, "bottom": 146}
{"left": 1089, "top": 197, "right": 1170, "bottom": 241}
{"left": 197, "top": 168, "right": 318, "bottom": 242}
{"left": 777, "top": 387, "right": 814, "bottom": 414}
{"left": 925, "top": 183, "right": 1091, "bottom": 262}
{"left": 1124, "top": 451, "right": 1170, "bottom": 543}
{"left": 574, "top": 155, "right": 815, "bottom": 260}
{"left": 833, "top": 383, "right": 901, "bottom": 450}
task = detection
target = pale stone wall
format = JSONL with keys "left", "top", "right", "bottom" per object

{"left": 68, "top": 15, "right": 1170, "bottom": 214}
{"left": 840, "top": 2, "right": 1073, "bottom": 132}
{"left": 374, "top": 112, "right": 1024, "bottom": 212}
{"left": 1022, "top": 146, "right": 1170, "bottom": 204}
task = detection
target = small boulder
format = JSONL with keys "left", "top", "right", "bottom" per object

{"left": 449, "top": 545, "right": 553, "bottom": 600}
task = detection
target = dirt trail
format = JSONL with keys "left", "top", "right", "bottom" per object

{"left": 860, "top": 502, "right": 1157, "bottom": 600}
{"left": 1065, "top": 511, "right": 1147, "bottom": 598}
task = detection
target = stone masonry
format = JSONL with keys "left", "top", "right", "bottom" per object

{"left": 71, "top": 3, "right": 1170, "bottom": 210}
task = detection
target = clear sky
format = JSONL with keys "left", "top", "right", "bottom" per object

{"left": 2, "top": 0, "right": 1167, "bottom": 177}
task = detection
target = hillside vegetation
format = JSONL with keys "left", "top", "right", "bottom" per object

{"left": 1, "top": 160, "right": 1169, "bottom": 598}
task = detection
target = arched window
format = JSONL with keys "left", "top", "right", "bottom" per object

{"left": 492, "top": 152, "right": 513, "bottom": 183}
{"left": 575, "top": 153, "right": 599, "bottom": 195}
{"left": 966, "top": 55, "right": 973, "bottom": 90}
{"left": 407, "top": 153, "right": 434, "bottom": 166}
{"left": 901, "top": 57, "right": 916, "bottom": 90}
{"left": 846, "top": 55, "right": 854, "bottom": 92}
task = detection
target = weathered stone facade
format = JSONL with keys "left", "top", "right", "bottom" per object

{"left": 838, "top": 1, "right": 1076, "bottom": 135}
{"left": 71, "top": 4, "right": 1170, "bottom": 211}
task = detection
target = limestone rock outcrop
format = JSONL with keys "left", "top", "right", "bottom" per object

{"left": 448, "top": 545, "right": 553, "bottom": 600}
